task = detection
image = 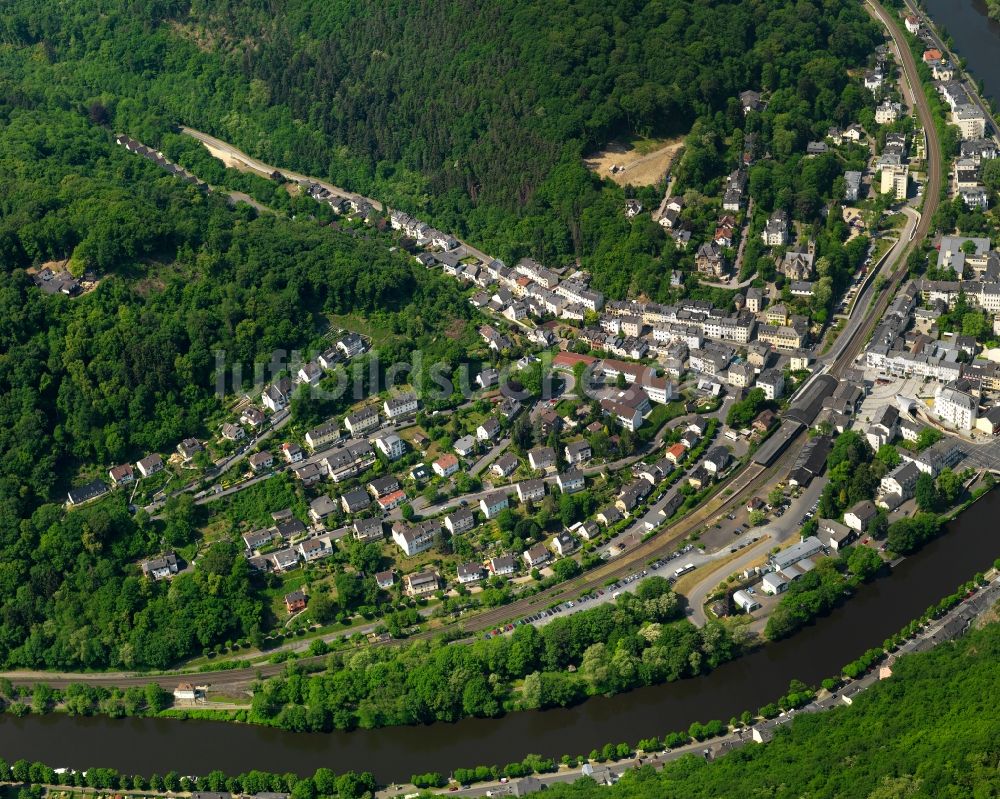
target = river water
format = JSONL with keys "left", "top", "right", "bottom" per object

{"left": 921, "top": 0, "right": 1000, "bottom": 102}
{"left": 0, "top": 488, "right": 998, "bottom": 781}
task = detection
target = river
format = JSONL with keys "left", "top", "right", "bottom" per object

{"left": 0, "top": 489, "right": 998, "bottom": 781}
{"left": 921, "top": 0, "right": 1000, "bottom": 102}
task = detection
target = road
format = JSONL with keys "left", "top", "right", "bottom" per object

{"left": 903, "top": 0, "right": 999, "bottom": 140}
{"left": 181, "top": 127, "right": 495, "bottom": 266}
{"left": 427, "top": 573, "right": 1000, "bottom": 799}
{"left": 821, "top": 206, "right": 918, "bottom": 368}
{"left": 4, "top": 8, "right": 944, "bottom": 694}
{"left": 814, "top": 0, "right": 942, "bottom": 383}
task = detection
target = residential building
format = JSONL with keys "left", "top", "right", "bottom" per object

{"left": 305, "top": 421, "right": 340, "bottom": 451}
{"left": 336, "top": 332, "right": 366, "bottom": 358}
{"left": 299, "top": 537, "right": 332, "bottom": 563}
{"left": 135, "top": 453, "right": 164, "bottom": 478}
{"left": 528, "top": 446, "right": 556, "bottom": 471}
{"left": 516, "top": 479, "right": 546, "bottom": 503}
{"left": 344, "top": 406, "right": 380, "bottom": 437}
{"left": 177, "top": 438, "right": 203, "bottom": 461}
{"left": 392, "top": 520, "right": 439, "bottom": 556}
{"left": 374, "top": 432, "right": 406, "bottom": 460}
{"left": 489, "top": 554, "right": 517, "bottom": 576}
{"left": 368, "top": 476, "right": 402, "bottom": 501}
{"left": 377, "top": 489, "right": 408, "bottom": 512}
{"left": 844, "top": 170, "right": 863, "bottom": 202}
{"left": 762, "top": 210, "right": 789, "bottom": 246}
{"left": 445, "top": 508, "right": 475, "bottom": 535}
{"left": 523, "top": 543, "right": 551, "bottom": 569}
{"left": 294, "top": 461, "right": 324, "bottom": 486}
{"left": 340, "top": 487, "right": 371, "bottom": 514}
{"left": 285, "top": 590, "right": 307, "bottom": 613}
{"left": 240, "top": 406, "right": 265, "bottom": 428}
{"left": 433, "top": 453, "right": 460, "bottom": 478}
{"left": 935, "top": 383, "right": 978, "bottom": 430}
{"left": 384, "top": 392, "right": 419, "bottom": 420}
{"left": 248, "top": 450, "right": 274, "bottom": 472}
{"left": 879, "top": 461, "right": 921, "bottom": 503}
{"left": 297, "top": 362, "right": 322, "bottom": 385}
{"left": 109, "top": 464, "right": 135, "bottom": 486}
{"left": 550, "top": 532, "right": 577, "bottom": 557}
{"left": 556, "top": 470, "right": 586, "bottom": 494}
{"left": 703, "top": 446, "right": 732, "bottom": 474}
{"left": 477, "top": 418, "right": 501, "bottom": 442}
{"left": 308, "top": 495, "right": 338, "bottom": 526}
{"left": 281, "top": 442, "right": 304, "bottom": 463}
{"left": 454, "top": 435, "right": 477, "bottom": 457}
{"left": 817, "top": 518, "right": 856, "bottom": 551}
{"left": 353, "top": 517, "right": 385, "bottom": 543}
{"left": 880, "top": 163, "right": 909, "bottom": 200}
{"left": 457, "top": 563, "right": 485, "bottom": 584}
{"left": 757, "top": 368, "right": 785, "bottom": 400}
{"left": 844, "top": 500, "right": 878, "bottom": 533}
{"left": 140, "top": 553, "right": 178, "bottom": 581}
{"left": 875, "top": 99, "right": 902, "bottom": 125}
{"left": 564, "top": 440, "right": 592, "bottom": 465}
{"left": 404, "top": 571, "right": 440, "bottom": 597}
{"left": 480, "top": 491, "right": 510, "bottom": 519}
{"left": 491, "top": 452, "right": 519, "bottom": 478}
{"left": 262, "top": 378, "right": 293, "bottom": 412}
{"left": 220, "top": 422, "right": 245, "bottom": 442}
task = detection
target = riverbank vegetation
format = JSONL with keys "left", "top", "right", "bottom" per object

{"left": 540, "top": 604, "right": 1000, "bottom": 799}
{"left": 240, "top": 577, "right": 743, "bottom": 731}
{"left": 2, "top": 577, "right": 996, "bottom": 795}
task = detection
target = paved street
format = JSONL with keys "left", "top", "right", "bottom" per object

{"left": 421, "top": 574, "right": 1000, "bottom": 799}
{"left": 686, "top": 477, "right": 829, "bottom": 626}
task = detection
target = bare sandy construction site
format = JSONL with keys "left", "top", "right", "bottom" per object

{"left": 584, "top": 136, "right": 684, "bottom": 186}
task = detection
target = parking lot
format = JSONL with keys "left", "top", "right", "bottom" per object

{"left": 481, "top": 548, "right": 699, "bottom": 638}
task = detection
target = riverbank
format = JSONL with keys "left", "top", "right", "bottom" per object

{"left": 1, "top": 483, "right": 998, "bottom": 780}
{"left": 918, "top": 0, "right": 1000, "bottom": 105}
{"left": 3, "top": 569, "right": 997, "bottom": 799}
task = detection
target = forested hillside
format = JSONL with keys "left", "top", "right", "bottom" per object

{"left": 542, "top": 617, "right": 1000, "bottom": 798}
{"left": 0, "top": 0, "right": 880, "bottom": 293}
{"left": 0, "top": 0, "right": 881, "bottom": 668}
{"left": 0, "top": 98, "right": 472, "bottom": 668}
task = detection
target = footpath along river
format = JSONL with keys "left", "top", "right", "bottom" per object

{"left": 0, "top": 488, "right": 998, "bottom": 781}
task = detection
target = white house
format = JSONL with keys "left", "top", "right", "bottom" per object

{"left": 374, "top": 432, "right": 406, "bottom": 460}
{"left": 433, "top": 453, "right": 460, "bottom": 478}
{"left": 516, "top": 479, "right": 546, "bottom": 503}
{"left": 935, "top": 383, "right": 977, "bottom": 430}
{"left": 384, "top": 392, "right": 418, "bottom": 420}
{"left": 480, "top": 491, "right": 510, "bottom": 519}
{"left": 844, "top": 499, "right": 877, "bottom": 533}
{"left": 556, "top": 470, "right": 585, "bottom": 494}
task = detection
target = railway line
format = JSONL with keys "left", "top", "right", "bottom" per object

{"left": 0, "top": 0, "right": 944, "bottom": 697}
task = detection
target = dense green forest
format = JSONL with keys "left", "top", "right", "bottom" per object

{"left": 537, "top": 615, "right": 1000, "bottom": 799}
{"left": 0, "top": 99, "right": 473, "bottom": 669}
{"left": 0, "top": 0, "right": 879, "bottom": 668}
{"left": 0, "top": 0, "right": 880, "bottom": 297}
